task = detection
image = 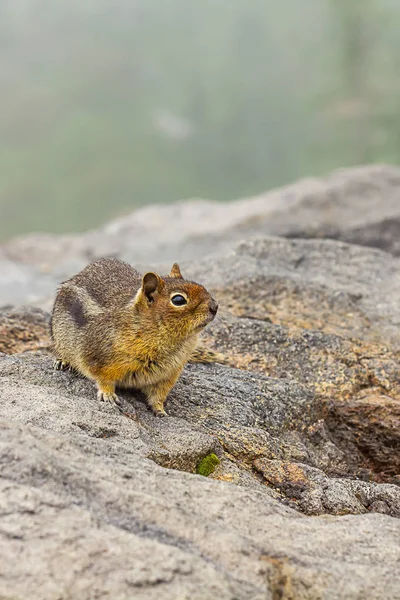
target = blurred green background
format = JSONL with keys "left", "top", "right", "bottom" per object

{"left": 0, "top": 0, "right": 399, "bottom": 240}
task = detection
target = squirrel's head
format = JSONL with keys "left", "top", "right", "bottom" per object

{"left": 133, "top": 263, "right": 218, "bottom": 338}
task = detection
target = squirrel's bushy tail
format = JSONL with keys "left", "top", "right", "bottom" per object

{"left": 189, "top": 346, "right": 227, "bottom": 364}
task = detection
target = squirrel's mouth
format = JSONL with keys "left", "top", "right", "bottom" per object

{"left": 196, "top": 310, "right": 216, "bottom": 331}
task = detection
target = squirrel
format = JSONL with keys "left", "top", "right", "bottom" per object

{"left": 50, "top": 258, "right": 220, "bottom": 416}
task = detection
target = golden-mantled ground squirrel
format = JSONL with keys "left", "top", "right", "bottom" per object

{"left": 50, "top": 258, "right": 219, "bottom": 416}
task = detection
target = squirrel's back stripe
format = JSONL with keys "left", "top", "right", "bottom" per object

{"left": 68, "top": 295, "right": 88, "bottom": 328}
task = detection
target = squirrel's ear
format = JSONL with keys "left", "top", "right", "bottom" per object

{"left": 142, "top": 272, "right": 163, "bottom": 302}
{"left": 170, "top": 263, "right": 183, "bottom": 279}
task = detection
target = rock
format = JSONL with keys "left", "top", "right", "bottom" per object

{"left": 1, "top": 165, "right": 400, "bottom": 598}
{"left": 1, "top": 330, "right": 400, "bottom": 596}
{"left": 1, "top": 413, "right": 400, "bottom": 599}
{"left": 287, "top": 216, "right": 400, "bottom": 256}
{"left": 0, "top": 352, "right": 220, "bottom": 475}
{"left": 192, "top": 237, "right": 400, "bottom": 346}
{"left": 326, "top": 391, "right": 400, "bottom": 484}
{"left": 0, "top": 306, "right": 51, "bottom": 354}
{"left": 201, "top": 313, "right": 400, "bottom": 483}
{"left": 2, "top": 164, "right": 400, "bottom": 309}
{"left": 240, "top": 164, "right": 400, "bottom": 254}
{"left": 253, "top": 459, "right": 400, "bottom": 516}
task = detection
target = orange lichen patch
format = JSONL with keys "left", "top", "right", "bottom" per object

{"left": 254, "top": 459, "right": 312, "bottom": 494}
{"left": 0, "top": 309, "right": 51, "bottom": 354}
{"left": 260, "top": 554, "right": 329, "bottom": 598}
{"left": 213, "top": 473, "right": 235, "bottom": 483}
{"left": 217, "top": 427, "right": 281, "bottom": 462}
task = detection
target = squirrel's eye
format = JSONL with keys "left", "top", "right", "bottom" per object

{"left": 171, "top": 294, "right": 187, "bottom": 307}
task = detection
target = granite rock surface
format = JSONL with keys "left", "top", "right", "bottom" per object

{"left": 1, "top": 165, "right": 400, "bottom": 599}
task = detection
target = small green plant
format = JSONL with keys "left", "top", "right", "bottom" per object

{"left": 196, "top": 453, "right": 220, "bottom": 477}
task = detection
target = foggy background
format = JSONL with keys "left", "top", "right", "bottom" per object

{"left": 1, "top": 0, "right": 399, "bottom": 241}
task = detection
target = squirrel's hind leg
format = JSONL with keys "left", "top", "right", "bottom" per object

{"left": 145, "top": 394, "right": 168, "bottom": 417}
{"left": 142, "top": 372, "right": 182, "bottom": 417}
{"left": 141, "top": 382, "right": 170, "bottom": 417}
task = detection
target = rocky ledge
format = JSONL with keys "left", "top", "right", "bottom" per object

{"left": 1, "top": 166, "right": 400, "bottom": 599}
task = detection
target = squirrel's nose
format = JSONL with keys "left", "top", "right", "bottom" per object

{"left": 209, "top": 299, "right": 218, "bottom": 315}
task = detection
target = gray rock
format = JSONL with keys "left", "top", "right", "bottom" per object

{"left": 1, "top": 345, "right": 400, "bottom": 598}
{"left": 2, "top": 165, "right": 400, "bottom": 598}
{"left": 2, "top": 163, "right": 400, "bottom": 309}
{"left": 0, "top": 306, "right": 50, "bottom": 354}
{"left": 192, "top": 236, "right": 400, "bottom": 345}
{"left": 1, "top": 407, "right": 400, "bottom": 599}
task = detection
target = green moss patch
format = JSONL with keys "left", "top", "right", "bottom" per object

{"left": 196, "top": 453, "right": 220, "bottom": 477}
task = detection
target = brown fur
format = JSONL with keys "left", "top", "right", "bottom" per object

{"left": 51, "top": 258, "right": 218, "bottom": 415}
{"left": 189, "top": 347, "right": 227, "bottom": 365}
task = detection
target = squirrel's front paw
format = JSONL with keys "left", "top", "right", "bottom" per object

{"left": 97, "top": 390, "right": 122, "bottom": 407}
{"left": 54, "top": 359, "right": 70, "bottom": 371}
